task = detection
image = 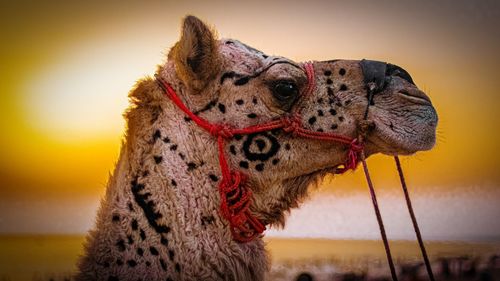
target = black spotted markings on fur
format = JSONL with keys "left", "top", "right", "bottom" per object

{"left": 153, "top": 129, "right": 161, "bottom": 142}
{"left": 229, "top": 145, "right": 237, "bottom": 155}
{"left": 247, "top": 113, "right": 257, "bottom": 119}
{"left": 255, "top": 163, "right": 265, "bottom": 172}
{"left": 130, "top": 177, "right": 176, "bottom": 254}
{"left": 304, "top": 75, "right": 349, "bottom": 134}
{"left": 183, "top": 98, "right": 219, "bottom": 122}
{"left": 220, "top": 71, "right": 237, "bottom": 84}
{"left": 201, "top": 215, "right": 215, "bottom": 226}
{"left": 154, "top": 130, "right": 205, "bottom": 172}
{"left": 131, "top": 177, "right": 170, "bottom": 234}
{"left": 128, "top": 202, "right": 135, "bottom": 211}
{"left": 225, "top": 61, "right": 303, "bottom": 87}
{"left": 136, "top": 247, "right": 144, "bottom": 256}
{"left": 160, "top": 258, "right": 167, "bottom": 271}
{"left": 153, "top": 155, "right": 163, "bottom": 164}
{"left": 242, "top": 132, "right": 280, "bottom": 162}
{"left": 234, "top": 132, "right": 281, "bottom": 172}
{"left": 127, "top": 259, "right": 137, "bottom": 267}
{"left": 208, "top": 174, "right": 219, "bottom": 182}
{"left": 217, "top": 103, "right": 226, "bottom": 114}
{"left": 239, "top": 161, "right": 249, "bottom": 169}
{"left": 150, "top": 105, "right": 162, "bottom": 124}
{"left": 160, "top": 236, "right": 169, "bottom": 246}
{"left": 131, "top": 219, "right": 138, "bottom": 230}
{"left": 130, "top": 175, "right": 181, "bottom": 273}
{"left": 116, "top": 239, "right": 126, "bottom": 252}
{"left": 150, "top": 246, "right": 159, "bottom": 255}
{"left": 186, "top": 162, "right": 197, "bottom": 171}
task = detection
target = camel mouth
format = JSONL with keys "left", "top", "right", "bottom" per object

{"left": 397, "top": 89, "right": 432, "bottom": 105}
{"left": 361, "top": 72, "right": 438, "bottom": 156}
{"left": 367, "top": 112, "right": 438, "bottom": 156}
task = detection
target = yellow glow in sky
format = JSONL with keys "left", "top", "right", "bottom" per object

{"left": 23, "top": 24, "right": 168, "bottom": 140}
{"left": 1, "top": 0, "right": 499, "bottom": 202}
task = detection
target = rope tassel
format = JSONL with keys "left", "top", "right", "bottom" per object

{"left": 218, "top": 172, "right": 265, "bottom": 242}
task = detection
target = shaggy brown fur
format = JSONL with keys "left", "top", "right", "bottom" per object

{"left": 77, "top": 15, "right": 437, "bottom": 281}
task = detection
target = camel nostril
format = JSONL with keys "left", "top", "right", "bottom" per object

{"left": 386, "top": 64, "right": 415, "bottom": 85}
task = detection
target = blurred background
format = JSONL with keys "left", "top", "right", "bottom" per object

{"left": 1, "top": 0, "right": 499, "bottom": 280}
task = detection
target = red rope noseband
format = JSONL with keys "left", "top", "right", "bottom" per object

{"left": 155, "top": 62, "right": 362, "bottom": 242}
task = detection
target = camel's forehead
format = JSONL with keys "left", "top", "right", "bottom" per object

{"left": 217, "top": 39, "right": 366, "bottom": 85}
{"left": 219, "top": 39, "right": 269, "bottom": 59}
{"left": 219, "top": 39, "right": 276, "bottom": 73}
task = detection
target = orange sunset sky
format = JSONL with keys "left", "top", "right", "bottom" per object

{"left": 0, "top": 0, "right": 499, "bottom": 238}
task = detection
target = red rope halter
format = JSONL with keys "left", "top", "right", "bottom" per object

{"left": 155, "top": 62, "right": 362, "bottom": 242}
{"left": 156, "top": 62, "right": 434, "bottom": 281}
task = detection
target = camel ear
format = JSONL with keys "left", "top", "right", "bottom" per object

{"left": 170, "top": 15, "right": 221, "bottom": 92}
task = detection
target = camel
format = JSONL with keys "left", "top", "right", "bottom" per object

{"left": 76, "top": 15, "right": 437, "bottom": 281}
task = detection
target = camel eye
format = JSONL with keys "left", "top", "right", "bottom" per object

{"left": 272, "top": 81, "right": 299, "bottom": 102}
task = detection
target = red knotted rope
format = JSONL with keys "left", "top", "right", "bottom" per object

{"left": 155, "top": 62, "right": 363, "bottom": 242}
{"left": 360, "top": 154, "right": 435, "bottom": 281}
{"left": 156, "top": 62, "right": 434, "bottom": 281}
{"left": 359, "top": 149, "right": 399, "bottom": 281}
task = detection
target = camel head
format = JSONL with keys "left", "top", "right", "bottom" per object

{"left": 158, "top": 16, "right": 438, "bottom": 228}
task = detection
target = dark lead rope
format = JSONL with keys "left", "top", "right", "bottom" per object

{"left": 362, "top": 84, "right": 435, "bottom": 281}
{"left": 360, "top": 87, "right": 399, "bottom": 281}
{"left": 360, "top": 151, "right": 399, "bottom": 281}
{"left": 394, "top": 156, "right": 435, "bottom": 281}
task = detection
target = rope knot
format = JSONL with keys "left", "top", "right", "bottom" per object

{"left": 210, "top": 124, "right": 234, "bottom": 139}
{"left": 345, "top": 139, "right": 363, "bottom": 169}
{"left": 335, "top": 139, "right": 364, "bottom": 174}
{"left": 349, "top": 138, "right": 364, "bottom": 153}
{"left": 282, "top": 114, "right": 302, "bottom": 135}
{"left": 217, "top": 170, "right": 266, "bottom": 242}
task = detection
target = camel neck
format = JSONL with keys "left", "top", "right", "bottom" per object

{"left": 77, "top": 79, "right": 268, "bottom": 280}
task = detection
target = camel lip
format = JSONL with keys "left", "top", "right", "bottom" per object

{"left": 365, "top": 128, "right": 437, "bottom": 156}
